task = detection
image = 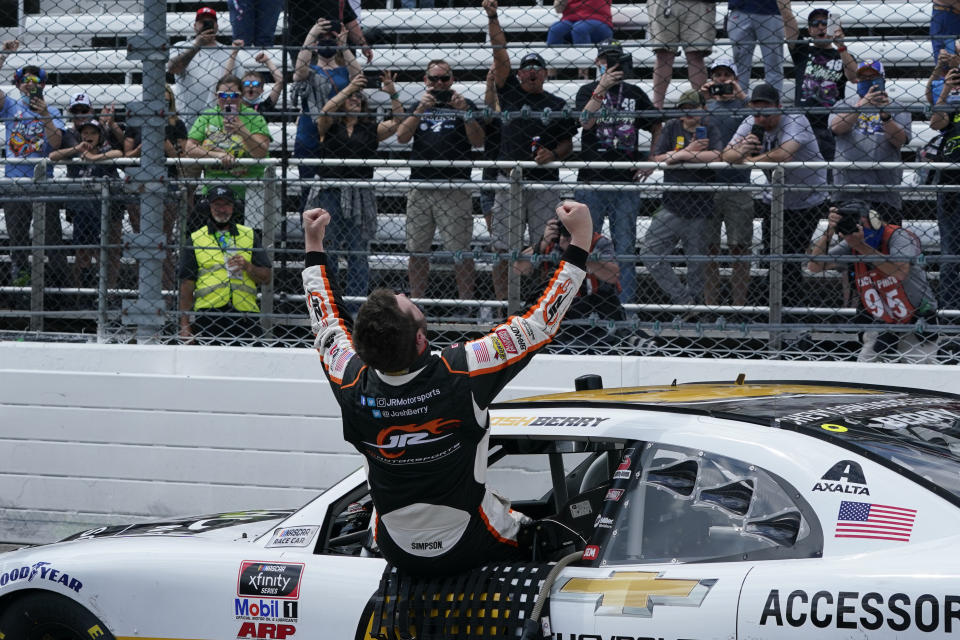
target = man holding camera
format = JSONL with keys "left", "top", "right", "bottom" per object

{"left": 396, "top": 59, "right": 484, "bottom": 302}
{"left": 830, "top": 60, "right": 910, "bottom": 226}
{"left": 807, "top": 201, "right": 938, "bottom": 363}
{"left": 722, "top": 83, "right": 827, "bottom": 308}
{"left": 931, "top": 64, "right": 960, "bottom": 310}
{"left": 485, "top": 0, "right": 578, "bottom": 301}
{"left": 785, "top": 8, "right": 858, "bottom": 164}
{"left": 700, "top": 57, "right": 752, "bottom": 307}
{"left": 574, "top": 41, "right": 660, "bottom": 304}
{"left": 642, "top": 90, "right": 722, "bottom": 307}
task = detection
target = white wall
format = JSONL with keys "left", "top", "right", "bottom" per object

{"left": 2, "top": 342, "right": 957, "bottom": 544}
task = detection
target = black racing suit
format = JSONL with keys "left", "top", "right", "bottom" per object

{"left": 302, "top": 247, "right": 587, "bottom": 576}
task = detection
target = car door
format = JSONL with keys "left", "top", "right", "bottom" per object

{"left": 548, "top": 441, "right": 823, "bottom": 640}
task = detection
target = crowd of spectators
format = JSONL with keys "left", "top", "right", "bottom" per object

{"left": 0, "top": 1, "right": 958, "bottom": 359}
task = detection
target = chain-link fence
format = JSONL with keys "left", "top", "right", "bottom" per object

{"left": 1, "top": 0, "right": 959, "bottom": 362}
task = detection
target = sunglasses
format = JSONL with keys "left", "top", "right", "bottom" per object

{"left": 520, "top": 64, "right": 545, "bottom": 71}
{"left": 809, "top": 19, "right": 828, "bottom": 27}
{"left": 20, "top": 75, "right": 41, "bottom": 84}
{"left": 242, "top": 80, "right": 262, "bottom": 88}
{"left": 217, "top": 91, "right": 240, "bottom": 99}
{"left": 426, "top": 74, "right": 451, "bottom": 83}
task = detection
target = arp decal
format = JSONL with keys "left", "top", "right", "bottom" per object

{"left": 558, "top": 571, "right": 716, "bottom": 617}
{"left": 0, "top": 562, "right": 82, "bottom": 593}
{"left": 237, "top": 622, "right": 296, "bottom": 639}
{"left": 235, "top": 599, "right": 299, "bottom": 622}
{"left": 759, "top": 589, "right": 960, "bottom": 633}
{"left": 489, "top": 416, "right": 609, "bottom": 427}
{"left": 266, "top": 526, "right": 318, "bottom": 548}
{"left": 237, "top": 562, "right": 304, "bottom": 600}
{"left": 812, "top": 460, "right": 869, "bottom": 496}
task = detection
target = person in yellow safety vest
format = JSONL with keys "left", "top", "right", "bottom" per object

{"left": 178, "top": 185, "right": 271, "bottom": 344}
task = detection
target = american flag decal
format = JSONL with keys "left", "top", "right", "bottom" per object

{"left": 472, "top": 341, "right": 490, "bottom": 363}
{"left": 834, "top": 501, "right": 916, "bottom": 542}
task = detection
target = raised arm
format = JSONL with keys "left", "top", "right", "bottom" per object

{"left": 484, "top": 0, "right": 510, "bottom": 88}
{"left": 0, "top": 40, "right": 20, "bottom": 103}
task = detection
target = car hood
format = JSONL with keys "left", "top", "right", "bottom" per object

{"left": 57, "top": 509, "right": 297, "bottom": 543}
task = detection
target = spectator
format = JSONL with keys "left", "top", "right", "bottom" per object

{"left": 926, "top": 49, "right": 960, "bottom": 105}
{"left": 648, "top": 0, "right": 715, "bottom": 109}
{"left": 480, "top": 67, "right": 502, "bottom": 231}
{"left": 304, "top": 72, "right": 402, "bottom": 300}
{"left": 808, "top": 202, "right": 938, "bottom": 363}
{"left": 575, "top": 41, "right": 660, "bottom": 304}
{"left": 395, "top": 60, "right": 484, "bottom": 302}
{"left": 228, "top": 0, "right": 282, "bottom": 48}
{"left": 546, "top": 0, "right": 613, "bottom": 48}
{"left": 124, "top": 84, "right": 189, "bottom": 286}
{"left": 932, "top": 1, "right": 960, "bottom": 63}
{"left": 830, "top": 60, "right": 911, "bottom": 226}
{"left": 727, "top": 0, "right": 796, "bottom": 93}
{"left": 168, "top": 8, "right": 250, "bottom": 123}
{"left": 0, "top": 45, "right": 68, "bottom": 288}
{"left": 49, "top": 120, "right": 123, "bottom": 290}
{"left": 178, "top": 185, "right": 271, "bottom": 344}
{"left": 292, "top": 18, "right": 361, "bottom": 210}
{"left": 226, "top": 48, "right": 285, "bottom": 118}
{"left": 185, "top": 74, "right": 271, "bottom": 202}
{"left": 515, "top": 217, "right": 625, "bottom": 350}
{"left": 286, "top": 0, "right": 372, "bottom": 65}
{"left": 722, "top": 83, "right": 828, "bottom": 308}
{"left": 785, "top": 7, "right": 858, "bottom": 164}
{"left": 700, "top": 57, "right": 752, "bottom": 307}
{"left": 642, "top": 90, "right": 722, "bottom": 306}
{"left": 930, "top": 65, "right": 960, "bottom": 310}
{"left": 485, "top": 0, "right": 578, "bottom": 300}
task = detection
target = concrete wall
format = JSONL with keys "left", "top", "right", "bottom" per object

{"left": 2, "top": 342, "right": 958, "bottom": 544}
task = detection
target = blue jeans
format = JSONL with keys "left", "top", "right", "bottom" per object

{"left": 546, "top": 19, "right": 613, "bottom": 45}
{"left": 574, "top": 188, "right": 640, "bottom": 304}
{"left": 229, "top": 0, "right": 283, "bottom": 47}
{"left": 938, "top": 190, "right": 960, "bottom": 310}
{"left": 931, "top": 5, "right": 960, "bottom": 63}
{"left": 726, "top": 10, "right": 784, "bottom": 92}
{"left": 314, "top": 188, "right": 371, "bottom": 300}
{"left": 401, "top": 0, "right": 435, "bottom": 7}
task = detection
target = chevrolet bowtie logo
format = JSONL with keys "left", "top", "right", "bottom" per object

{"left": 557, "top": 571, "right": 717, "bottom": 617}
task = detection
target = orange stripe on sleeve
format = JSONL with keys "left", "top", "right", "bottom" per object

{"left": 478, "top": 505, "right": 519, "bottom": 547}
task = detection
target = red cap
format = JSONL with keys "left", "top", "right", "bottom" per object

{"left": 196, "top": 7, "right": 217, "bottom": 19}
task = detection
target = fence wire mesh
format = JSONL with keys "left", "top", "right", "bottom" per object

{"left": 1, "top": 0, "right": 959, "bottom": 362}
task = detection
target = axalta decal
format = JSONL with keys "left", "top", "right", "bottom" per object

{"left": 558, "top": 571, "right": 716, "bottom": 617}
{"left": 237, "top": 622, "right": 296, "bottom": 639}
{"left": 490, "top": 416, "right": 610, "bottom": 427}
{"left": 812, "top": 460, "right": 869, "bottom": 496}
{"left": 362, "top": 418, "right": 461, "bottom": 459}
{"left": 759, "top": 589, "right": 960, "bottom": 633}
{"left": 0, "top": 561, "right": 82, "bottom": 592}
{"left": 235, "top": 599, "right": 299, "bottom": 622}
{"left": 237, "top": 562, "right": 304, "bottom": 599}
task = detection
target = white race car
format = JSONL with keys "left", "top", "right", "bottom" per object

{"left": 3, "top": 379, "right": 960, "bottom": 640}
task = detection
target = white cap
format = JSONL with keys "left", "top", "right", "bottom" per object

{"left": 68, "top": 93, "right": 92, "bottom": 109}
{"left": 709, "top": 56, "right": 738, "bottom": 76}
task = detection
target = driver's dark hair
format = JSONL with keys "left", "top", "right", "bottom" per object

{"left": 354, "top": 289, "right": 420, "bottom": 372}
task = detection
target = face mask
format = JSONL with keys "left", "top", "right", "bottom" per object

{"left": 316, "top": 40, "right": 338, "bottom": 58}
{"left": 597, "top": 64, "right": 606, "bottom": 76}
{"left": 243, "top": 95, "right": 264, "bottom": 106}
{"left": 863, "top": 226, "right": 883, "bottom": 249}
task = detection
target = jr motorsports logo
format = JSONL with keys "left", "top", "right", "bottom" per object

{"left": 556, "top": 571, "right": 716, "bottom": 617}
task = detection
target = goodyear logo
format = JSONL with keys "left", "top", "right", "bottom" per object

{"left": 557, "top": 571, "right": 716, "bottom": 617}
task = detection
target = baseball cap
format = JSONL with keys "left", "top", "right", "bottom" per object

{"left": 196, "top": 7, "right": 217, "bottom": 20}
{"left": 857, "top": 59, "right": 885, "bottom": 77}
{"left": 749, "top": 83, "right": 780, "bottom": 105}
{"left": 519, "top": 52, "right": 547, "bottom": 69}
{"left": 807, "top": 8, "right": 829, "bottom": 21}
{"left": 708, "top": 56, "right": 737, "bottom": 76}
{"left": 675, "top": 89, "right": 704, "bottom": 108}
{"left": 597, "top": 40, "right": 623, "bottom": 57}
{"left": 208, "top": 185, "right": 235, "bottom": 203}
{"left": 69, "top": 93, "right": 92, "bottom": 111}
{"left": 77, "top": 119, "right": 101, "bottom": 131}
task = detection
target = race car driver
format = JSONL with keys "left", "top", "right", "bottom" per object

{"left": 302, "top": 202, "right": 591, "bottom": 577}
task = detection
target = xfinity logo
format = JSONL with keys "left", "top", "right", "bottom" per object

{"left": 237, "top": 562, "right": 304, "bottom": 600}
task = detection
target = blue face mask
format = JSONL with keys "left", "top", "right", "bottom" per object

{"left": 863, "top": 226, "right": 883, "bottom": 249}
{"left": 597, "top": 64, "right": 606, "bottom": 76}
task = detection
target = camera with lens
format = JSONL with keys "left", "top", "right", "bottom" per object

{"left": 604, "top": 51, "right": 633, "bottom": 80}
{"left": 709, "top": 83, "right": 735, "bottom": 96}
{"left": 200, "top": 19, "right": 215, "bottom": 33}
{"left": 835, "top": 201, "right": 870, "bottom": 235}
{"left": 431, "top": 89, "right": 453, "bottom": 104}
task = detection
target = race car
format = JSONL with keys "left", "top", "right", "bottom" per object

{"left": 3, "top": 378, "right": 960, "bottom": 640}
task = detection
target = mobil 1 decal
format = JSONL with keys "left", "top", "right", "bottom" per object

{"left": 811, "top": 460, "right": 869, "bottom": 496}
{"left": 237, "top": 561, "right": 305, "bottom": 599}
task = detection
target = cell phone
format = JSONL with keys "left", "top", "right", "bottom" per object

{"left": 709, "top": 83, "right": 734, "bottom": 96}
{"left": 826, "top": 13, "right": 840, "bottom": 38}
{"left": 431, "top": 89, "right": 453, "bottom": 104}
{"left": 30, "top": 85, "right": 42, "bottom": 99}
{"left": 200, "top": 19, "right": 215, "bottom": 33}
{"left": 364, "top": 72, "right": 382, "bottom": 90}
{"left": 750, "top": 124, "right": 765, "bottom": 142}
{"left": 606, "top": 52, "right": 633, "bottom": 80}
{"left": 695, "top": 126, "right": 708, "bottom": 139}
{"left": 223, "top": 103, "right": 237, "bottom": 115}
{"left": 871, "top": 77, "right": 886, "bottom": 92}
{"left": 327, "top": 18, "right": 342, "bottom": 34}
